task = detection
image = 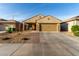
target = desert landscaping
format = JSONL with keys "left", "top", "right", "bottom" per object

{"left": 0, "top": 31, "right": 40, "bottom": 43}
{"left": 0, "top": 32, "right": 29, "bottom": 43}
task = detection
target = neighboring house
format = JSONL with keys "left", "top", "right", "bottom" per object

{"left": 23, "top": 15, "right": 61, "bottom": 32}
{"left": 0, "top": 19, "right": 23, "bottom": 31}
{"left": 61, "top": 16, "right": 79, "bottom": 32}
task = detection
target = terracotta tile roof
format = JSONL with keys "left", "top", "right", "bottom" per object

{"left": 37, "top": 16, "right": 61, "bottom": 23}
{"left": 0, "top": 19, "right": 18, "bottom": 24}
{"left": 63, "top": 16, "right": 79, "bottom": 22}
{"left": 23, "top": 15, "right": 45, "bottom": 23}
{"left": 0, "top": 19, "right": 7, "bottom": 21}
{"left": 23, "top": 15, "right": 61, "bottom": 23}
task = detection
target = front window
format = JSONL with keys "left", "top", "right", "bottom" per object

{"left": 28, "top": 24, "right": 32, "bottom": 30}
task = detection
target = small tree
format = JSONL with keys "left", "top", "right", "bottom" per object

{"left": 71, "top": 25, "right": 79, "bottom": 36}
{"left": 7, "top": 27, "right": 13, "bottom": 33}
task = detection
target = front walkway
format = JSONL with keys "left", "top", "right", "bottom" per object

{"left": 0, "top": 32, "right": 79, "bottom": 56}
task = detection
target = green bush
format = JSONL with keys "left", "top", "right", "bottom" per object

{"left": 7, "top": 27, "right": 13, "bottom": 33}
{"left": 71, "top": 25, "right": 79, "bottom": 32}
{"left": 74, "top": 31, "right": 79, "bottom": 36}
{"left": 71, "top": 25, "right": 79, "bottom": 36}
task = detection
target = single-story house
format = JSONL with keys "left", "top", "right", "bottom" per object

{"left": 61, "top": 16, "right": 79, "bottom": 32}
{"left": 23, "top": 15, "right": 61, "bottom": 32}
{"left": 1, "top": 15, "right": 79, "bottom": 32}
{"left": 0, "top": 19, "right": 23, "bottom": 31}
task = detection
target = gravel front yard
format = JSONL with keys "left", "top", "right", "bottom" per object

{"left": 0, "top": 31, "right": 39, "bottom": 43}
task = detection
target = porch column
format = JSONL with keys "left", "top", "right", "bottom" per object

{"left": 19, "top": 23, "right": 20, "bottom": 31}
{"left": 23, "top": 22, "right": 25, "bottom": 31}
{"left": 32, "top": 24, "right": 35, "bottom": 30}
{"left": 57, "top": 23, "right": 60, "bottom": 32}
{"left": 36, "top": 23, "right": 39, "bottom": 31}
{"left": 26, "top": 24, "right": 28, "bottom": 30}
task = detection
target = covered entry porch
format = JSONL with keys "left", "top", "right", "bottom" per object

{"left": 24, "top": 23, "right": 36, "bottom": 31}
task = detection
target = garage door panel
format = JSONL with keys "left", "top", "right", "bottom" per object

{"left": 40, "top": 23, "right": 58, "bottom": 31}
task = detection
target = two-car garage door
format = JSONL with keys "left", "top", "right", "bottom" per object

{"left": 40, "top": 23, "right": 58, "bottom": 31}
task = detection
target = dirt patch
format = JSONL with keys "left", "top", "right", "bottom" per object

{"left": 2, "top": 37, "right": 11, "bottom": 40}
{"left": 22, "top": 38, "right": 29, "bottom": 40}
{"left": 0, "top": 32, "right": 30, "bottom": 43}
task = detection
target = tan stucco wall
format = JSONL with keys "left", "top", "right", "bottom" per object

{"left": 57, "top": 23, "right": 60, "bottom": 32}
{"left": 36, "top": 23, "right": 39, "bottom": 31}
{"left": 76, "top": 20, "right": 79, "bottom": 25}
{"left": 67, "top": 20, "right": 76, "bottom": 32}
{"left": 5, "top": 24, "right": 16, "bottom": 30}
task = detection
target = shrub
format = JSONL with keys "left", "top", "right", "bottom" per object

{"left": 7, "top": 27, "right": 13, "bottom": 33}
{"left": 71, "top": 25, "right": 79, "bottom": 32}
{"left": 71, "top": 25, "right": 79, "bottom": 36}
{"left": 74, "top": 31, "right": 79, "bottom": 36}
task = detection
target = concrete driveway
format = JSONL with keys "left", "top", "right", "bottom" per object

{"left": 0, "top": 32, "right": 79, "bottom": 56}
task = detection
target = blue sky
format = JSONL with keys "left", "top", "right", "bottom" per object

{"left": 0, "top": 3, "right": 79, "bottom": 21}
